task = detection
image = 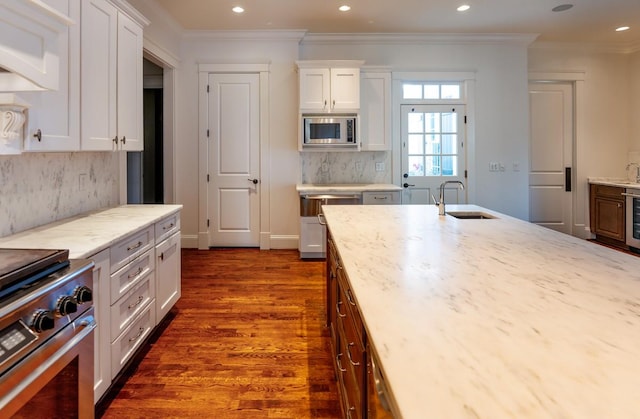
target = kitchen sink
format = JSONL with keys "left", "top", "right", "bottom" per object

{"left": 446, "top": 211, "right": 497, "bottom": 219}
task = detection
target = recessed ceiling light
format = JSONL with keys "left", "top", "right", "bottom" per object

{"left": 339, "top": 5, "right": 351, "bottom": 12}
{"left": 552, "top": 4, "right": 573, "bottom": 12}
{"left": 457, "top": 5, "right": 471, "bottom": 12}
{"left": 232, "top": 6, "right": 244, "bottom": 14}
{"left": 616, "top": 26, "right": 630, "bottom": 32}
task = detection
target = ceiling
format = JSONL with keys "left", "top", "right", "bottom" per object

{"left": 152, "top": 0, "right": 640, "bottom": 47}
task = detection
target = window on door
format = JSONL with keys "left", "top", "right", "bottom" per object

{"left": 407, "top": 110, "right": 460, "bottom": 177}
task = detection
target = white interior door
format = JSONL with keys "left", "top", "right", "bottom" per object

{"left": 529, "top": 82, "right": 573, "bottom": 234}
{"left": 401, "top": 105, "right": 467, "bottom": 204}
{"left": 208, "top": 73, "right": 260, "bottom": 247}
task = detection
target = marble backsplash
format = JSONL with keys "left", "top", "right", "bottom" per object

{"left": 300, "top": 151, "right": 392, "bottom": 184}
{"left": 0, "top": 152, "right": 120, "bottom": 237}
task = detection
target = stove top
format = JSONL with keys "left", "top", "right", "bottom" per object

{"left": 0, "top": 249, "right": 70, "bottom": 301}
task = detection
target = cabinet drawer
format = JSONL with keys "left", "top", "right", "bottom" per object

{"left": 337, "top": 320, "right": 364, "bottom": 419}
{"left": 110, "top": 226, "right": 154, "bottom": 273}
{"left": 111, "top": 302, "right": 156, "bottom": 380}
{"left": 110, "top": 250, "right": 154, "bottom": 304}
{"left": 338, "top": 270, "right": 364, "bottom": 344}
{"left": 110, "top": 274, "right": 155, "bottom": 342}
{"left": 362, "top": 191, "right": 401, "bottom": 205}
{"left": 592, "top": 184, "right": 624, "bottom": 200}
{"left": 155, "top": 213, "right": 180, "bottom": 244}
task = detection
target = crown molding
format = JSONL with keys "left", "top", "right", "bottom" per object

{"left": 183, "top": 30, "right": 307, "bottom": 42}
{"left": 530, "top": 40, "right": 640, "bottom": 54}
{"left": 300, "top": 33, "right": 539, "bottom": 46}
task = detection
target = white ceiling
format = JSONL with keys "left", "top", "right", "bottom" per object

{"left": 152, "top": 0, "right": 640, "bottom": 47}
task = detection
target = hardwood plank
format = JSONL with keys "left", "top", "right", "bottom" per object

{"left": 98, "top": 248, "right": 341, "bottom": 419}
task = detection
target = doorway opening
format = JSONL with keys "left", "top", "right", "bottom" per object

{"left": 127, "top": 58, "right": 164, "bottom": 204}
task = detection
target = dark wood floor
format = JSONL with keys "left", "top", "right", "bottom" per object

{"left": 99, "top": 248, "right": 341, "bottom": 418}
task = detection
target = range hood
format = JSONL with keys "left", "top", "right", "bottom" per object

{"left": 0, "top": 0, "right": 73, "bottom": 91}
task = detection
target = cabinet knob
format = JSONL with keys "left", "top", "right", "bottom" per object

{"left": 112, "top": 136, "right": 118, "bottom": 145}
{"left": 120, "top": 136, "right": 126, "bottom": 144}
{"left": 33, "top": 129, "right": 42, "bottom": 142}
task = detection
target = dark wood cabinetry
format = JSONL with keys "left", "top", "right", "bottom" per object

{"left": 589, "top": 184, "right": 626, "bottom": 247}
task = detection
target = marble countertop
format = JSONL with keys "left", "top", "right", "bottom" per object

{"left": 588, "top": 177, "right": 640, "bottom": 188}
{"left": 0, "top": 205, "right": 182, "bottom": 259}
{"left": 323, "top": 204, "right": 640, "bottom": 418}
{"left": 296, "top": 183, "right": 402, "bottom": 194}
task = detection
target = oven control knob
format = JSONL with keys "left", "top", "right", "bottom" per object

{"left": 32, "top": 310, "right": 55, "bottom": 333}
{"left": 73, "top": 286, "right": 93, "bottom": 304}
{"left": 56, "top": 296, "right": 78, "bottom": 316}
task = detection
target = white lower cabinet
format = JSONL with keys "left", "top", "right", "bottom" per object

{"left": 299, "top": 216, "right": 327, "bottom": 258}
{"left": 111, "top": 303, "right": 156, "bottom": 379}
{"left": 91, "top": 249, "right": 111, "bottom": 402}
{"left": 155, "top": 231, "right": 181, "bottom": 322}
{"left": 91, "top": 210, "right": 181, "bottom": 403}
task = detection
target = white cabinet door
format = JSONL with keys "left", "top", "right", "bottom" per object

{"left": 80, "top": 0, "right": 143, "bottom": 151}
{"left": 299, "top": 67, "right": 360, "bottom": 112}
{"left": 23, "top": 0, "right": 80, "bottom": 152}
{"left": 80, "top": 0, "right": 117, "bottom": 151}
{"left": 330, "top": 68, "right": 360, "bottom": 110}
{"left": 116, "top": 10, "right": 143, "bottom": 151}
{"left": 299, "top": 216, "right": 326, "bottom": 258}
{"left": 90, "top": 248, "right": 111, "bottom": 402}
{"left": 155, "top": 231, "right": 181, "bottom": 322}
{"left": 299, "top": 68, "right": 330, "bottom": 111}
{"left": 360, "top": 72, "right": 391, "bottom": 151}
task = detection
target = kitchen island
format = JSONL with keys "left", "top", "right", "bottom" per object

{"left": 323, "top": 204, "right": 640, "bottom": 418}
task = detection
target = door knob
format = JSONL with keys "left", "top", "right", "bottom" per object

{"left": 403, "top": 183, "right": 415, "bottom": 188}
{"left": 248, "top": 178, "right": 259, "bottom": 184}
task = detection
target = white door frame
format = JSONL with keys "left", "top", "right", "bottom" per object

{"left": 197, "top": 63, "right": 271, "bottom": 250}
{"left": 529, "top": 71, "right": 586, "bottom": 237}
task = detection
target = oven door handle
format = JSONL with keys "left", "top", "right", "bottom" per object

{"left": 622, "top": 192, "right": 640, "bottom": 198}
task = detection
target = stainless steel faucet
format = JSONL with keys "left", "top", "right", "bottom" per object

{"left": 433, "top": 181, "right": 465, "bottom": 215}
{"left": 626, "top": 162, "right": 640, "bottom": 183}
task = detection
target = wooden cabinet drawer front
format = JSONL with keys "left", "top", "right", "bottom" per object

{"left": 338, "top": 270, "right": 364, "bottom": 343}
{"left": 593, "top": 184, "right": 624, "bottom": 199}
{"left": 362, "top": 191, "right": 401, "bottom": 205}
{"left": 155, "top": 213, "right": 180, "bottom": 244}
{"left": 110, "top": 226, "right": 154, "bottom": 273}
{"left": 110, "top": 250, "right": 154, "bottom": 304}
{"left": 337, "top": 320, "right": 364, "bottom": 419}
{"left": 110, "top": 303, "right": 156, "bottom": 380}
{"left": 110, "top": 274, "right": 155, "bottom": 342}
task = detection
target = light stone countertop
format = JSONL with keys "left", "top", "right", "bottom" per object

{"left": 0, "top": 205, "right": 182, "bottom": 259}
{"left": 296, "top": 183, "right": 402, "bottom": 194}
{"left": 588, "top": 177, "right": 640, "bottom": 188}
{"left": 322, "top": 204, "right": 640, "bottom": 418}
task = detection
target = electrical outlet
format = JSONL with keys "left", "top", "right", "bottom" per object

{"left": 78, "top": 173, "right": 87, "bottom": 191}
{"left": 375, "top": 162, "right": 385, "bottom": 172}
{"left": 355, "top": 161, "right": 362, "bottom": 171}
{"left": 489, "top": 162, "right": 499, "bottom": 172}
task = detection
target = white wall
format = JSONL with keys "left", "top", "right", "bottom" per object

{"left": 632, "top": 51, "right": 640, "bottom": 151}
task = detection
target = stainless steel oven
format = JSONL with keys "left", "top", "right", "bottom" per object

{"left": 0, "top": 249, "right": 95, "bottom": 418}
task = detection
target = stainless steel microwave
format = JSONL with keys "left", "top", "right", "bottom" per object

{"left": 302, "top": 115, "right": 357, "bottom": 148}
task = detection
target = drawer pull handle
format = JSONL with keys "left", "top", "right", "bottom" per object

{"left": 374, "top": 196, "right": 388, "bottom": 200}
{"left": 346, "top": 289, "right": 357, "bottom": 307}
{"left": 336, "top": 301, "right": 346, "bottom": 318}
{"left": 128, "top": 327, "right": 144, "bottom": 343}
{"left": 128, "top": 267, "right": 143, "bottom": 279}
{"left": 347, "top": 342, "right": 360, "bottom": 366}
{"left": 317, "top": 213, "right": 326, "bottom": 226}
{"left": 160, "top": 252, "right": 165, "bottom": 261}
{"left": 127, "top": 241, "right": 143, "bottom": 251}
{"left": 336, "top": 353, "right": 347, "bottom": 373}
{"left": 163, "top": 223, "right": 175, "bottom": 230}
{"left": 128, "top": 296, "right": 144, "bottom": 310}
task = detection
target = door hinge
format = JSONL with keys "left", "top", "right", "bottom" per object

{"left": 464, "top": 170, "right": 468, "bottom": 178}
{"left": 206, "top": 129, "right": 210, "bottom": 138}
{"left": 207, "top": 84, "right": 210, "bottom": 93}
{"left": 464, "top": 115, "right": 467, "bottom": 123}
{"left": 207, "top": 219, "right": 210, "bottom": 227}
{"left": 207, "top": 174, "right": 210, "bottom": 182}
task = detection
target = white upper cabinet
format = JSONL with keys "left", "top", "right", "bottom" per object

{"left": 81, "top": 0, "right": 145, "bottom": 151}
{"left": 297, "top": 60, "right": 364, "bottom": 112}
{"left": 23, "top": 0, "right": 80, "bottom": 152}
{"left": 360, "top": 70, "right": 391, "bottom": 151}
